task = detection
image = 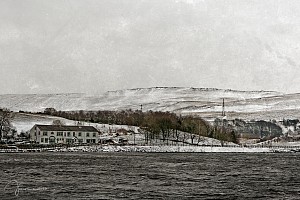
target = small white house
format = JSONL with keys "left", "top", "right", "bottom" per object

{"left": 29, "top": 124, "right": 100, "bottom": 145}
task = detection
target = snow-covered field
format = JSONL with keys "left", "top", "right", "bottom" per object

{"left": 11, "top": 112, "right": 235, "bottom": 145}
{"left": 12, "top": 113, "right": 79, "bottom": 132}
{"left": 6, "top": 113, "right": 300, "bottom": 153}
{"left": 11, "top": 113, "right": 139, "bottom": 134}
{"left": 11, "top": 112, "right": 300, "bottom": 151}
{"left": 2, "top": 87, "right": 299, "bottom": 120}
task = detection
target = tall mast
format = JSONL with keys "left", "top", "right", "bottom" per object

{"left": 222, "top": 98, "right": 225, "bottom": 117}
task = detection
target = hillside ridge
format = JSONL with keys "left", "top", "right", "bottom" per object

{"left": 0, "top": 87, "right": 298, "bottom": 120}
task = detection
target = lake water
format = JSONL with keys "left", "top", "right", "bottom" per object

{"left": 0, "top": 152, "right": 299, "bottom": 199}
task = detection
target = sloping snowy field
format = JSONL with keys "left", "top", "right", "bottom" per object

{"left": 3, "top": 87, "right": 299, "bottom": 120}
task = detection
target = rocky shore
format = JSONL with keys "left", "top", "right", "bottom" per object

{"left": 56, "top": 145, "right": 299, "bottom": 153}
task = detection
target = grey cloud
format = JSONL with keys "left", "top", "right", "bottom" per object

{"left": 1, "top": 0, "right": 300, "bottom": 94}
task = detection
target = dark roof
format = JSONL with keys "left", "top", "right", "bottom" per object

{"left": 35, "top": 125, "right": 99, "bottom": 132}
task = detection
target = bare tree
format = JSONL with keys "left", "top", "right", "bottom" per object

{"left": 0, "top": 108, "right": 14, "bottom": 140}
{"left": 52, "top": 119, "right": 65, "bottom": 126}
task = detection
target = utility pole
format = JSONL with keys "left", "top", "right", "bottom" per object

{"left": 222, "top": 98, "right": 225, "bottom": 117}
{"left": 222, "top": 98, "right": 226, "bottom": 128}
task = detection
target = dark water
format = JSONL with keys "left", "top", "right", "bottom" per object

{"left": 0, "top": 153, "right": 300, "bottom": 200}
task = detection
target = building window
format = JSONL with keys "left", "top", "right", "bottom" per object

{"left": 78, "top": 132, "right": 82, "bottom": 137}
{"left": 43, "top": 132, "right": 48, "bottom": 136}
{"left": 93, "top": 132, "right": 96, "bottom": 137}
{"left": 51, "top": 132, "right": 54, "bottom": 135}
{"left": 86, "top": 132, "right": 90, "bottom": 137}
{"left": 49, "top": 137, "right": 55, "bottom": 144}
{"left": 66, "top": 139, "right": 73, "bottom": 144}
{"left": 67, "top": 132, "right": 71, "bottom": 137}
{"left": 73, "top": 132, "right": 76, "bottom": 137}
{"left": 45, "top": 138, "right": 48, "bottom": 143}
{"left": 78, "top": 139, "right": 83, "bottom": 143}
{"left": 57, "top": 132, "right": 63, "bottom": 136}
{"left": 41, "top": 138, "right": 44, "bottom": 143}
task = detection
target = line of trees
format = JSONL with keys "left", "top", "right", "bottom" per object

{"left": 44, "top": 108, "right": 238, "bottom": 143}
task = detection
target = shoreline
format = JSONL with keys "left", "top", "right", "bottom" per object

{"left": 1, "top": 145, "right": 299, "bottom": 153}
{"left": 60, "top": 145, "right": 299, "bottom": 153}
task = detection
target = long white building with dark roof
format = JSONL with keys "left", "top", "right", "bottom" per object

{"left": 30, "top": 124, "right": 100, "bottom": 144}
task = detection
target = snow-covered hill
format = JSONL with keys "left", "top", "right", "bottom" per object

{"left": 1, "top": 87, "right": 300, "bottom": 120}
{"left": 12, "top": 112, "right": 138, "bottom": 134}
{"left": 12, "top": 113, "right": 77, "bottom": 133}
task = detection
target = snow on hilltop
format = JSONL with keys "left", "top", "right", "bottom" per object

{"left": 1, "top": 87, "right": 299, "bottom": 120}
{"left": 0, "top": 87, "right": 278, "bottom": 111}
{"left": 104, "top": 87, "right": 279, "bottom": 100}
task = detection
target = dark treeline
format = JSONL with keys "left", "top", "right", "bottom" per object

{"left": 43, "top": 108, "right": 238, "bottom": 143}
{"left": 220, "top": 118, "right": 282, "bottom": 140}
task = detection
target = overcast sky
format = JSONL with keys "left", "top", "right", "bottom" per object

{"left": 1, "top": 0, "right": 300, "bottom": 94}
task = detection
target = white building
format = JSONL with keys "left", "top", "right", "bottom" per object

{"left": 30, "top": 125, "right": 100, "bottom": 144}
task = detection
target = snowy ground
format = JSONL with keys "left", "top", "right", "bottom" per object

{"left": 12, "top": 113, "right": 77, "bottom": 133}
{"left": 11, "top": 113, "right": 140, "bottom": 134}
{"left": 10, "top": 113, "right": 300, "bottom": 153}
{"left": 3, "top": 87, "right": 300, "bottom": 121}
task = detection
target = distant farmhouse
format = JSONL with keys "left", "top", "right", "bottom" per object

{"left": 30, "top": 125, "right": 100, "bottom": 144}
